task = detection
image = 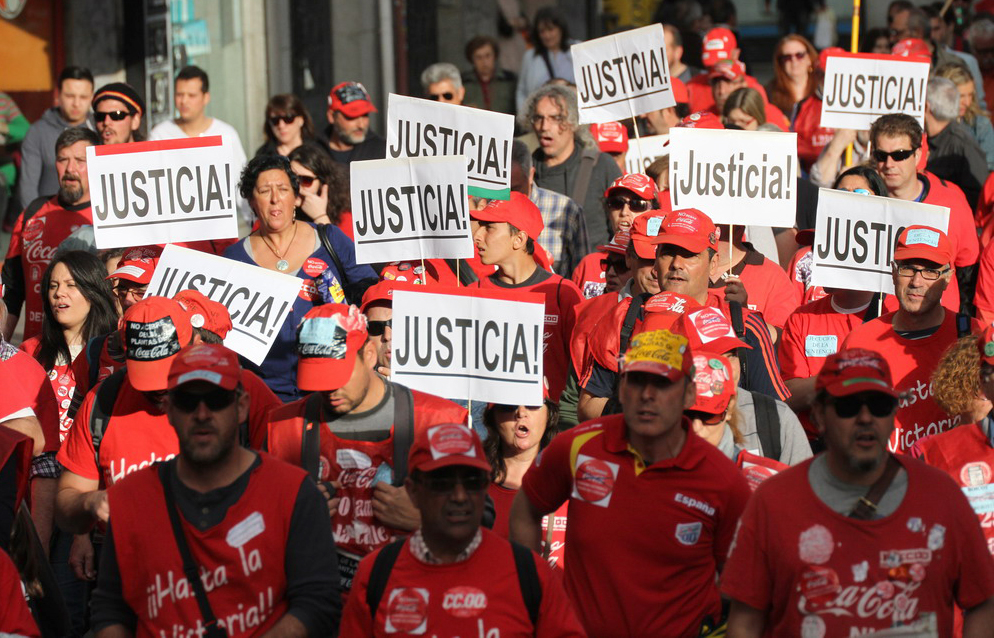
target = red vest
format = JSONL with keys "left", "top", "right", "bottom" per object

{"left": 109, "top": 454, "right": 303, "bottom": 637}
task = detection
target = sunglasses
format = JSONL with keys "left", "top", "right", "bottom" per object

{"left": 95, "top": 110, "right": 130, "bottom": 122}
{"left": 428, "top": 92, "right": 455, "bottom": 101}
{"left": 872, "top": 148, "right": 916, "bottom": 163}
{"left": 600, "top": 257, "right": 627, "bottom": 271}
{"left": 169, "top": 387, "right": 237, "bottom": 413}
{"left": 607, "top": 195, "right": 652, "bottom": 213}
{"left": 778, "top": 51, "right": 808, "bottom": 63}
{"left": 829, "top": 394, "right": 897, "bottom": 419}
{"left": 268, "top": 113, "right": 299, "bottom": 126}
{"left": 419, "top": 470, "right": 489, "bottom": 493}
{"left": 296, "top": 174, "right": 319, "bottom": 188}
{"left": 685, "top": 409, "right": 726, "bottom": 425}
{"left": 368, "top": 319, "right": 391, "bottom": 336}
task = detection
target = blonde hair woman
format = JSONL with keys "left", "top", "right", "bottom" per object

{"left": 935, "top": 63, "right": 994, "bottom": 170}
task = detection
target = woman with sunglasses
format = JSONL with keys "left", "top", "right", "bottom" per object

{"left": 766, "top": 35, "right": 819, "bottom": 117}
{"left": 287, "top": 143, "right": 354, "bottom": 239}
{"left": 254, "top": 93, "right": 325, "bottom": 159}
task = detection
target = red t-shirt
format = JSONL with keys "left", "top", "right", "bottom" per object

{"left": 4, "top": 197, "right": 92, "bottom": 340}
{"left": 721, "top": 456, "right": 994, "bottom": 637}
{"left": 339, "top": 529, "right": 586, "bottom": 637}
{"left": 474, "top": 270, "right": 583, "bottom": 402}
{"left": 687, "top": 72, "right": 769, "bottom": 113}
{"left": 489, "top": 482, "right": 568, "bottom": 569}
{"left": 20, "top": 336, "right": 79, "bottom": 444}
{"left": 973, "top": 241, "right": 994, "bottom": 326}
{"left": 921, "top": 172, "right": 980, "bottom": 272}
{"left": 786, "top": 246, "right": 828, "bottom": 306}
{"left": 521, "top": 415, "right": 750, "bottom": 637}
{"left": 841, "top": 311, "right": 980, "bottom": 453}
{"left": 1, "top": 343, "right": 60, "bottom": 454}
{"left": 793, "top": 95, "right": 835, "bottom": 172}
{"left": 0, "top": 549, "right": 39, "bottom": 637}
{"left": 977, "top": 169, "right": 994, "bottom": 231}
{"left": 710, "top": 247, "right": 800, "bottom": 329}
{"left": 380, "top": 259, "right": 458, "bottom": 286}
{"left": 570, "top": 250, "right": 608, "bottom": 300}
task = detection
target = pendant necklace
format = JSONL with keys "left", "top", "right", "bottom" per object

{"left": 261, "top": 222, "right": 297, "bottom": 271}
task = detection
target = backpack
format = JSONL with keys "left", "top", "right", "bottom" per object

{"left": 601, "top": 292, "right": 651, "bottom": 416}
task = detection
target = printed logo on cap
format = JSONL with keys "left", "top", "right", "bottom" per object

{"left": 905, "top": 228, "right": 939, "bottom": 247}
{"left": 572, "top": 455, "right": 619, "bottom": 507}
{"left": 596, "top": 122, "right": 625, "bottom": 142}
{"left": 124, "top": 246, "right": 160, "bottom": 261}
{"left": 668, "top": 210, "right": 702, "bottom": 233}
{"left": 428, "top": 424, "right": 476, "bottom": 460}
{"left": 688, "top": 308, "right": 735, "bottom": 342}
{"left": 336, "top": 82, "right": 371, "bottom": 105}
{"left": 834, "top": 353, "right": 886, "bottom": 373}
{"left": 297, "top": 316, "right": 350, "bottom": 359}
{"left": 644, "top": 292, "right": 692, "bottom": 314}
{"left": 385, "top": 588, "right": 429, "bottom": 634}
{"left": 693, "top": 354, "right": 729, "bottom": 398}
{"left": 442, "top": 587, "right": 488, "bottom": 618}
{"left": 126, "top": 317, "right": 181, "bottom": 361}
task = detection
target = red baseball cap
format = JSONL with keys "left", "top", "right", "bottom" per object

{"left": 819, "top": 47, "right": 846, "bottom": 72}
{"left": 678, "top": 306, "right": 751, "bottom": 355}
{"left": 893, "top": 225, "right": 952, "bottom": 265}
{"left": 121, "top": 297, "right": 194, "bottom": 392}
{"left": 296, "top": 304, "right": 369, "bottom": 391}
{"left": 621, "top": 329, "right": 693, "bottom": 380}
{"left": 651, "top": 208, "right": 720, "bottom": 254}
{"left": 679, "top": 111, "right": 725, "bottom": 130}
{"left": 672, "top": 77, "right": 689, "bottom": 104}
{"left": 408, "top": 423, "right": 491, "bottom": 473}
{"left": 470, "top": 191, "right": 544, "bottom": 241}
{"left": 634, "top": 292, "right": 703, "bottom": 335}
{"left": 107, "top": 245, "right": 163, "bottom": 285}
{"left": 709, "top": 60, "right": 746, "bottom": 82}
{"left": 167, "top": 343, "right": 241, "bottom": 391}
{"left": 328, "top": 81, "right": 377, "bottom": 118}
{"left": 597, "top": 229, "right": 631, "bottom": 256}
{"left": 630, "top": 212, "right": 668, "bottom": 259}
{"left": 702, "top": 27, "right": 737, "bottom": 67}
{"left": 689, "top": 352, "right": 735, "bottom": 415}
{"left": 591, "top": 121, "right": 629, "bottom": 154}
{"left": 815, "top": 348, "right": 897, "bottom": 398}
{"left": 892, "top": 38, "right": 931, "bottom": 60}
{"left": 978, "top": 325, "right": 994, "bottom": 365}
{"left": 360, "top": 279, "right": 424, "bottom": 314}
{"left": 174, "top": 289, "right": 233, "bottom": 339}
{"left": 605, "top": 173, "right": 658, "bottom": 201}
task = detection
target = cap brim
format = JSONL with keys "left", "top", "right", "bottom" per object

{"left": 412, "top": 456, "right": 492, "bottom": 474}
{"left": 622, "top": 360, "right": 685, "bottom": 381}
{"left": 892, "top": 249, "right": 949, "bottom": 265}
{"left": 690, "top": 395, "right": 731, "bottom": 415}
{"left": 597, "top": 244, "right": 627, "bottom": 255}
{"left": 469, "top": 208, "right": 509, "bottom": 224}
{"left": 297, "top": 353, "right": 357, "bottom": 392}
{"left": 650, "top": 235, "right": 709, "bottom": 253}
{"left": 337, "top": 103, "right": 376, "bottom": 118}
{"left": 632, "top": 237, "right": 656, "bottom": 260}
{"left": 108, "top": 266, "right": 153, "bottom": 285}
{"left": 824, "top": 379, "right": 897, "bottom": 398}
{"left": 702, "top": 335, "right": 752, "bottom": 353}
{"left": 170, "top": 369, "right": 239, "bottom": 391}
{"left": 128, "top": 358, "right": 175, "bottom": 392}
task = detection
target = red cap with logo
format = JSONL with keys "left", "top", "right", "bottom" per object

{"left": 605, "top": 173, "right": 658, "bottom": 201}
{"left": 328, "top": 81, "right": 377, "bottom": 118}
{"left": 174, "top": 289, "right": 233, "bottom": 339}
{"left": 678, "top": 306, "right": 751, "bottom": 355}
{"left": 470, "top": 191, "right": 544, "bottom": 241}
{"left": 893, "top": 225, "right": 952, "bottom": 265}
{"left": 709, "top": 59, "right": 746, "bottom": 82}
{"left": 630, "top": 212, "right": 668, "bottom": 259}
{"left": 408, "top": 423, "right": 491, "bottom": 473}
{"left": 296, "top": 304, "right": 369, "bottom": 391}
{"left": 679, "top": 111, "right": 725, "bottom": 130}
{"left": 360, "top": 279, "right": 425, "bottom": 314}
{"left": 892, "top": 38, "right": 931, "bottom": 60}
{"left": 634, "top": 292, "right": 702, "bottom": 335}
{"left": 591, "top": 121, "right": 629, "bottom": 154}
{"left": 978, "top": 325, "right": 994, "bottom": 365}
{"left": 121, "top": 297, "right": 194, "bottom": 391}
{"left": 689, "top": 352, "right": 735, "bottom": 415}
{"left": 651, "top": 208, "right": 720, "bottom": 253}
{"left": 621, "top": 329, "right": 693, "bottom": 380}
{"left": 597, "top": 229, "right": 631, "bottom": 256}
{"left": 167, "top": 343, "right": 242, "bottom": 391}
{"left": 672, "top": 77, "right": 689, "bottom": 104}
{"left": 816, "top": 348, "right": 897, "bottom": 398}
{"left": 702, "top": 27, "right": 737, "bottom": 67}
{"left": 107, "top": 245, "right": 163, "bottom": 285}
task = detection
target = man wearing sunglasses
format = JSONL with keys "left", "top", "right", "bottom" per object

{"left": 92, "top": 343, "right": 340, "bottom": 637}
{"left": 842, "top": 226, "right": 980, "bottom": 454}
{"left": 91, "top": 82, "right": 144, "bottom": 145}
{"left": 723, "top": 348, "right": 994, "bottom": 637}
{"left": 419, "top": 62, "right": 465, "bottom": 105}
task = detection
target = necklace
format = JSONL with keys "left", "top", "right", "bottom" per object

{"left": 260, "top": 222, "right": 297, "bottom": 271}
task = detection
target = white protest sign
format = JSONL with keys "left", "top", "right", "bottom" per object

{"left": 810, "top": 189, "right": 950, "bottom": 294}
{"left": 572, "top": 24, "right": 675, "bottom": 124}
{"left": 391, "top": 287, "right": 545, "bottom": 405}
{"left": 349, "top": 155, "right": 473, "bottom": 265}
{"left": 87, "top": 136, "right": 239, "bottom": 249}
{"left": 624, "top": 134, "right": 668, "bottom": 175}
{"left": 668, "top": 127, "right": 797, "bottom": 227}
{"left": 144, "top": 245, "right": 302, "bottom": 365}
{"left": 820, "top": 53, "right": 930, "bottom": 130}
{"left": 386, "top": 94, "right": 514, "bottom": 200}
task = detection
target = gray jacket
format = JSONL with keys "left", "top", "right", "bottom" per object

{"left": 18, "top": 107, "right": 95, "bottom": 206}
{"left": 718, "top": 388, "right": 813, "bottom": 466}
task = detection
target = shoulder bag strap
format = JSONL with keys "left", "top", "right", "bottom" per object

{"left": 957, "top": 312, "right": 972, "bottom": 338}
{"left": 317, "top": 223, "right": 349, "bottom": 288}
{"left": 849, "top": 455, "right": 901, "bottom": 520}
{"left": 618, "top": 293, "right": 651, "bottom": 356}
{"left": 366, "top": 538, "right": 407, "bottom": 621}
{"left": 570, "top": 148, "right": 598, "bottom": 210}
{"left": 510, "top": 541, "right": 542, "bottom": 627}
{"left": 391, "top": 383, "right": 414, "bottom": 486}
{"left": 751, "top": 392, "right": 782, "bottom": 461}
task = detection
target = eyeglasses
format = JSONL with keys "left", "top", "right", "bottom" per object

{"left": 95, "top": 111, "right": 129, "bottom": 122}
{"left": 169, "top": 387, "right": 238, "bottom": 413}
{"left": 606, "top": 195, "right": 652, "bottom": 213}
{"left": 368, "top": 319, "right": 392, "bottom": 336}
{"left": 419, "top": 470, "right": 489, "bottom": 493}
{"left": 268, "top": 113, "right": 298, "bottom": 126}
{"left": 530, "top": 113, "right": 567, "bottom": 127}
{"left": 829, "top": 394, "right": 897, "bottom": 418}
{"left": 296, "top": 174, "right": 319, "bottom": 188}
{"left": 600, "top": 257, "right": 627, "bottom": 271}
{"left": 778, "top": 51, "right": 808, "bottom": 63}
{"left": 428, "top": 92, "right": 455, "bottom": 101}
{"left": 872, "top": 148, "right": 917, "bottom": 163}
{"left": 116, "top": 284, "right": 148, "bottom": 301}
{"left": 685, "top": 409, "right": 726, "bottom": 425}
{"left": 895, "top": 264, "right": 950, "bottom": 280}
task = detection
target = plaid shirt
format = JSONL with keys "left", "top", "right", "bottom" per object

{"left": 530, "top": 184, "right": 588, "bottom": 277}
{"left": 408, "top": 527, "right": 482, "bottom": 564}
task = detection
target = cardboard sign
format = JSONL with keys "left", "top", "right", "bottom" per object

{"left": 391, "top": 287, "right": 545, "bottom": 405}
{"left": 668, "top": 128, "right": 797, "bottom": 227}
{"left": 386, "top": 94, "right": 514, "bottom": 200}
{"left": 87, "top": 136, "right": 239, "bottom": 249}
{"left": 144, "top": 245, "right": 302, "bottom": 365}
{"left": 820, "top": 52, "right": 930, "bottom": 130}
{"left": 572, "top": 24, "right": 676, "bottom": 124}
{"left": 624, "top": 134, "right": 669, "bottom": 175}
{"left": 349, "top": 155, "right": 474, "bottom": 265}
{"left": 810, "top": 189, "right": 950, "bottom": 294}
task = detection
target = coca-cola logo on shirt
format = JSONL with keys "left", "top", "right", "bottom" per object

{"left": 125, "top": 317, "right": 181, "bottom": 361}
{"left": 22, "top": 217, "right": 45, "bottom": 243}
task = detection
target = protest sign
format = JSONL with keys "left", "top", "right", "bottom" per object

{"left": 572, "top": 24, "right": 675, "bottom": 124}
{"left": 349, "top": 155, "right": 474, "bottom": 265}
{"left": 820, "top": 52, "right": 930, "bottom": 130}
{"left": 87, "top": 136, "right": 239, "bottom": 249}
{"left": 391, "top": 286, "right": 545, "bottom": 405}
{"left": 624, "top": 134, "right": 669, "bottom": 175}
{"left": 386, "top": 94, "right": 514, "bottom": 200}
{"left": 810, "top": 189, "right": 950, "bottom": 294}
{"left": 668, "top": 127, "right": 797, "bottom": 227}
{"left": 144, "top": 245, "right": 302, "bottom": 365}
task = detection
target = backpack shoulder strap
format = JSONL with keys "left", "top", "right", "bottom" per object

{"left": 317, "top": 223, "right": 349, "bottom": 287}
{"left": 300, "top": 392, "right": 323, "bottom": 480}
{"left": 570, "top": 147, "right": 599, "bottom": 209}
{"left": 728, "top": 301, "right": 749, "bottom": 388}
{"left": 90, "top": 367, "right": 127, "bottom": 456}
{"left": 957, "top": 312, "right": 972, "bottom": 338}
{"left": 862, "top": 293, "right": 882, "bottom": 323}
{"left": 510, "top": 541, "right": 542, "bottom": 628}
{"left": 85, "top": 334, "right": 108, "bottom": 391}
{"left": 21, "top": 195, "right": 49, "bottom": 226}
{"left": 751, "top": 391, "right": 782, "bottom": 462}
{"left": 618, "top": 293, "right": 650, "bottom": 356}
{"left": 366, "top": 539, "right": 407, "bottom": 621}
{"left": 391, "top": 382, "right": 415, "bottom": 486}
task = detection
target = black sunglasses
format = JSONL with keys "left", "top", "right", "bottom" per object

{"left": 169, "top": 388, "right": 237, "bottom": 413}
{"left": 420, "top": 470, "right": 489, "bottom": 493}
{"left": 607, "top": 195, "right": 652, "bottom": 213}
{"left": 872, "top": 148, "right": 917, "bottom": 163}
{"left": 296, "top": 174, "right": 319, "bottom": 188}
{"left": 368, "top": 319, "right": 392, "bottom": 336}
{"left": 428, "top": 92, "right": 455, "bottom": 101}
{"left": 685, "top": 409, "right": 725, "bottom": 425}
{"left": 268, "top": 114, "right": 298, "bottom": 126}
{"left": 830, "top": 394, "right": 897, "bottom": 419}
{"left": 600, "top": 257, "right": 627, "bottom": 271}
{"left": 95, "top": 111, "right": 129, "bottom": 122}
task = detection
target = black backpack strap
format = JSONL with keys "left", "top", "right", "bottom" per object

{"left": 751, "top": 392, "right": 782, "bottom": 462}
{"left": 20, "top": 195, "right": 49, "bottom": 225}
{"left": 300, "top": 392, "right": 323, "bottom": 480}
{"left": 729, "top": 301, "right": 749, "bottom": 388}
{"left": 618, "top": 293, "right": 651, "bottom": 355}
{"left": 85, "top": 334, "right": 109, "bottom": 392}
{"left": 862, "top": 293, "right": 882, "bottom": 323}
{"left": 317, "top": 224, "right": 349, "bottom": 288}
{"left": 366, "top": 538, "right": 407, "bottom": 621}
{"left": 570, "top": 148, "right": 598, "bottom": 211}
{"left": 957, "top": 312, "right": 972, "bottom": 338}
{"left": 510, "top": 541, "right": 542, "bottom": 628}
{"left": 89, "top": 368, "right": 127, "bottom": 457}
{"left": 391, "top": 382, "right": 415, "bottom": 486}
